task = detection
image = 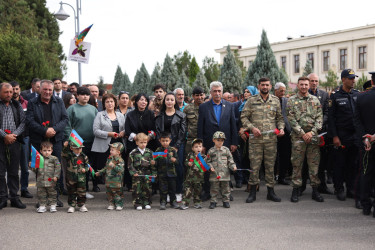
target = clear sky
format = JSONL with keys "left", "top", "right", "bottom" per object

{"left": 46, "top": 0, "right": 375, "bottom": 85}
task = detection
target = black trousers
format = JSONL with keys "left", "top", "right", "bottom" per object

{"left": 159, "top": 175, "right": 176, "bottom": 203}
{"left": 92, "top": 149, "right": 110, "bottom": 186}
{"left": 0, "top": 141, "right": 21, "bottom": 201}
{"left": 333, "top": 145, "right": 359, "bottom": 194}
{"left": 122, "top": 150, "right": 132, "bottom": 190}
{"left": 360, "top": 147, "right": 375, "bottom": 209}
{"left": 275, "top": 132, "right": 292, "bottom": 180}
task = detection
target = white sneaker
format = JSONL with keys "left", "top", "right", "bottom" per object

{"left": 79, "top": 205, "right": 88, "bottom": 212}
{"left": 107, "top": 205, "right": 114, "bottom": 210}
{"left": 116, "top": 206, "right": 123, "bottom": 211}
{"left": 167, "top": 194, "right": 170, "bottom": 203}
{"left": 145, "top": 205, "right": 151, "bottom": 210}
{"left": 37, "top": 206, "right": 46, "bottom": 213}
{"left": 86, "top": 193, "right": 94, "bottom": 199}
{"left": 50, "top": 205, "right": 57, "bottom": 213}
{"left": 136, "top": 206, "right": 142, "bottom": 211}
{"left": 67, "top": 206, "right": 75, "bottom": 213}
{"left": 176, "top": 194, "right": 182, "bottom": 202}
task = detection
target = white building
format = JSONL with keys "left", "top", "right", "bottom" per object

{"left": 215, "top": 24, "right": 375, "bottom": 83}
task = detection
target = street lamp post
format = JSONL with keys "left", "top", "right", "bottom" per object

{"left": 55, "top": 0, "right": 83, "bottom": 86}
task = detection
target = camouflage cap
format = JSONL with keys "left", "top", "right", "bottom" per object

{"left": 213, "top": 131, "right": 226, "bottom": 139}
{"left": 109, "top": 142, "right": 124, "bottom": 153}
{"left": 191, "top": 138, "right": 203, "bottom": 146}
{"left": 69, "top": 141, "right": 85, "bottom": 148}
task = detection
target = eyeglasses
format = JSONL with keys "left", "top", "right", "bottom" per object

{"left": 119, "top": 91, "right": 129, "bottom": 94}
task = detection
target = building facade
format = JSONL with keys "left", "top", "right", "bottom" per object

{"left": 215, "top": 24, "right": 375, "bottom": 83}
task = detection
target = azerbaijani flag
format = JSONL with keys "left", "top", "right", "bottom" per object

{"left": 69, "top": 129, "right": 84, "bottom": 147}
{"left": 194, "top": 153, "right": 210, "bottom": 172}
{"left": 75, "top": 24, "right": 93, "bottom": 46}
{"left": 153, "top": 152, "right": 167, "bottom": 159}
{"left": 88, "top": 164, "right": 95, "bottom": 178}
{"left": 146, "top": 175, "right": 156, "bottom": 183}
{"left": 30, "top": 146, "right": 44, "bottom": 169}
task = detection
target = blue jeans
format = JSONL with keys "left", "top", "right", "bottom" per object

{"left": 176, "top": 143, "right": 185, "bottom": 193}
{"left": 20, "top": 136, "right": 30, "bottom": 191}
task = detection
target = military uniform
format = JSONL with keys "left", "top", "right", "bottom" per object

{"left": 33, "top": 155, "right": 61, "bottom": 206}
{"left": 62, "top": 145, "right": 89, "bottom": 208}
{"left": 154, "top": 146, "right": 178, "bottom": 204}
{"left": 128, "top": 147, "right": 157, "bottom": 207}
{"left": 183, "top": 104, "right": 199, "bottom": 154}
{"left": 241, "top": 94, "right": 284, "bottom": 189}
{"left": 287, "top": 92, "right": 323, "bottom": 189}
{"left": 182, "top": 152, "right": 205, "bottom": 206}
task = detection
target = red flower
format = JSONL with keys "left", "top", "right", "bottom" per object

{"left": 189, "top": 159, "right": 194, "bottom": 162}
{"left": 366, "top": 135, "right": 372, "bottom": 139}
{"left": 216, "top": 176, "right": 221, "bottom": 180}
{"left": 164, "top": 149, "right": 168, "bottom": 153}
{"left": 4, "top": 129, "right": 11, "bottom": 134}
{"left": 207, "top": 155, "right": 210, "bottom": 158}
{"left": 319, "top": 136, "right": 325, "bottom": 147}
{"left": 48, "top": 178, "right": 52, "bottom": 182}
{"left": 245, "top": 132, "right": 250, "bottom": 138}
{"left": 341, "top": 145, "right": 346, "bottom": 149}
{"left": 114, "top": 133, "right": 118, "bottom": 138}
{"left": 42, "top": 122, "right": 46, "bottom": 126}
{"left": 274, "top": 128, "right": 280, "bottom": 135}
{"left": 46, "top": 121, "right": 50, "bottom": 125}
{"left": 77, "top": 160, "right": 83, "bottom": 165}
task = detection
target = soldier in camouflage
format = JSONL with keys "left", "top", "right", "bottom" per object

{"left": 240, "top": 77, "right": 285, "bottom": 203}
{"left": 287, "top": 76, "right": 324, "bottom": 203}
{"left": 128, "top": 133, "right": 157, "bottom": 210}
{"left": 33, "top": 141, "right": 61, "bottom": 213}
{"left": 96, "top": 142, "right": 125, "bottom": 210}
{"left": 206, "top": 131, "right": 237, "bottom": 209}
{"left": 62, "top": 141, "right": 90, "bottom": 213}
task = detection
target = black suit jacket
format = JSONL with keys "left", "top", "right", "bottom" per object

{"left": 354, "top": 87, "right": 375, "bottom": 141}
{"left": 25, "top": 92, "right": 38, "bottom": 102}
{"left": 310, "top": 88, "right": 329, "bottom": 131}
{"left": 97, "top": 100, "right": 103, "bottom": 111}
{"left": 53, "top": 90, "right": 67, "bottom": 99}
{"left": 20, "top": 89, "right": 31, "bottom": 100}
{"left": 197, "top": 99, "right": 238, "bottom": 150}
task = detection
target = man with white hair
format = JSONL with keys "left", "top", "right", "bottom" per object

{"left": 173, "top": 88, "right": 187, "bottom": 111}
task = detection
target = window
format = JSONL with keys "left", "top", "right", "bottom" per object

{"left": 248, "top": 60, "right": 253, "bottom": 67}
{"left": 359, "top": 46, "right": 367, "bottom": 69}
{"left": 323, "top": 51, "right": 330, "bottom": 71}
{"left": 294, "top": 55, "right": 300, "bottom": 73}
{"left": 307, "top": 53, "right": 314, "bottom": 70}
{"left": 281, "top": 56, "right": 286, "bottom": 70}
{"left": 340, "top": 49, "right": 347, "bottom": 70}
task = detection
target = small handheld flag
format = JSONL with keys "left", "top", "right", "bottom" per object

{"left": 87, "top": 164, "right": 95, "bottom": 178}
{"left": 153, "top": 152, "right": 168, "bottom": 159}
{"left": 137, "top": 175, "right": 156, "bottom": 183}
{"left": 69, "top": 129, "right": 84, "bottom": 147}
{"left": 31, "top": 146, "right": 44, "bottom": 169}
{"left": 194, "top": 153, "right": 210, "bottom": 172}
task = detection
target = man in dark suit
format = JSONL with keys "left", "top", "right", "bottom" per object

{"left": 26, "top": 79, "right": 69, "bottom": 207}
{"left": 21, "top": 78, "right": 40, "bottom": 100}
{"left": 198, "top": 81, "right": 238, "bottom": 200}
{"left": 52, "top": 78, "right": 67, "bottom": 99}
{"left": 89, "top": 85, "right": 103, "bottom": 111}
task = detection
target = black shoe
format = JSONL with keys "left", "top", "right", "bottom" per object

{"left": 201, "top": 193, "right": 211, "bottom": 202}
{"left": 235, "top": 182, "right": 243, "bottom": 188}
{"left": 10, "top": 199, "right": 26, "bottom": 209}
{"left": 230, "top": 194, "right": 234, "bottom": 201}
{"left": 35, "top": 202, "right": 40, "bottom": 208}
{"left": 223, "top": 202, "right": 230, "bottom": 208}
{"left": 336, "top": 190, "right": 346, "bottom": 201}
{"left": 21, "top": 190, "right": 33, "bottom": 198}
{"left": 267, "top": 187, "right": 281, "bottom": 202}
{"left": 92, "top": 186, "right": 100, "bottom": 193}
{"left": 346, "top": 190, "right": 355, "bottom": 199}
{"left": 0, "top": 200, "right": 7, "bottom": 209}
{"left": 363, "top": 207, "right": 371, "bottom": 215}
{"left": 326, "top": 176, "right": 333, "bottom": 184}
{"left": 160, "top": 202, "right": 166, "bottom": 210}
{"left": 246, "top": 185, "right": 257, "bottom": 203}
{"left": 312, "top": 187, "right": 324, "bottom": 202}
{"left": 278, "top": 179, "right": 290, "bottom": 185}
{"left": 209, "top": 202, "right": 216, "bottom": 209}
{"left": 57, "top": 199, "right": 64, "bottom": 207}
{"left": 291, "top": 188, "right": 299, "bottom": 203}
{"left": 298, "top": 186, "right": 306, "bottom": 196}
{"left": 318, "top": 185, "right": 333, "bottom": 195}
{"left": 355, "top": 200, "right": 363, "bottom": 209}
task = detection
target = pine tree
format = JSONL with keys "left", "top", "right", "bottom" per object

{"left": 175, "top": 71, "right": 192, "bottom": 96}
{"left": 131, "top": 69, "right": 141, "bottom": 94}
{"left": 122, "top": 72, "right": 132, "bottom": 93}
{"left": 202, "top": 56, "right": 220, "bottom": 83}
{"left": 173, "top": 51, "right": 191, "bottom": 77}
{"left": 150, "top": 63, "right": 161, "bottom": 92}
{"left": 97, "top": 76, "right": 106, "bottom": 91}
{"left": 138, "top": 63, "right": 151, "bottom": 94}
{"left": 189, "top": 57, "right": 200, "bottom": 84}
{"left": 244, "top": 30, "right": 288, "bottom": 89}
{"left": 160, "top": 54, "right": 179, "bottom": 92}
{"left": 112, "top": 65, "right": 123, "bottom": 95}
{"left": 302, "top": 60, "right": 313, "bottom": 76}
{"left": 219, "top": 45, "right": 243, "bottom": 93}
{"left": 193, "top": 70, "right": 209, "bottom": 94}
{"left": 321, "top": 68, "right": 339, "bottom": 91}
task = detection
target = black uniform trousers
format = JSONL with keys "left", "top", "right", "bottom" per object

{"left": 0, "top": 141, "right": 21, "bottom": 201}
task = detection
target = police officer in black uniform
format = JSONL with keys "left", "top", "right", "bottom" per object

{"left": 328, "top": 69, "right": 361, "bottom": 207}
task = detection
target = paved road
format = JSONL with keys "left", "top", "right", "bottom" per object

{"left": 1, "top": 178, "right": 375, "bottom": 250}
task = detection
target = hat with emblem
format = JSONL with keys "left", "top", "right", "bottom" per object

{"left": 69, "top": 141, "right": 85, "bottom": 148}
{"left": 109, "top": 142, "right": 124, "bottom": 153}
{"left": 191, "top": 138, "right": 203, "bottom": 146}
{"left": 213, "top": 131, "right": 226, "bottom": 140}
{"left": 341, "top": 69, "right": 358, "bottom": 79}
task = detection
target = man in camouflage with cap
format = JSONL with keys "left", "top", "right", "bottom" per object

{"left": 206, "top": 131, "right": 237, "bottom": 209}
{"left": 287, "top": 76, "right": 324, "bottom": 203}
{"left": 62, "top": 141, "right": 90, "bottom": 213}
{"left": 241, "top": 77, "right": 285, "bottom": 203}
{"left": 96, "top": 142, "right": 125, "bottom": 210}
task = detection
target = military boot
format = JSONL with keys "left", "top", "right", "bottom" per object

{"left": 267, "top": 187, "right": 281, "bottom": 202}
{"left": 209, "top": 202, "right": 216, "bottom": 209}
{"left": 312, "top": 187, "right": 324, "bottom": 202}
{"left": 291, "top": 188, "right": 299, "bottom": 203}
{"left": 246, "top": 185, "right": 256, "bottom": 203}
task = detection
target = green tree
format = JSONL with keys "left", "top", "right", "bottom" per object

{"left": 219, "top": 45, "right": 242, "bottom": 93}
{"left": 97, "top": 76, "right": 106, "bottom": 91}
{"left": 175, "top": 71, "right": 192, "bottom": 96}
{"left": 193, "top": 70, "right": 209, "bottom": 94}
{"left": 202, "top": 56, "right": 220, "bottom": 84}
{"left": 133, "top": 63, "right": 151, "bottom": 94}
{"left": 150, "top": 63, "right": 161, "bottom": 91}
{"left": 161, "top": 54, "right": 179, "bottom": 92}
{"left": 356, "top": 73, "right": 368, "bottom": 91}
{"left": 189, "top": 57, "right": 200, "bottom": 84}
{"left": 233, "top": 49, "right": 247, "bottom": 79}
{"left": 244, "top": 30, "right": 288, "bottom": 89}
{"left": 112, "top": 65, "right": 123, "bottom": 95}
{"left": 173, "top": 50, "right": 191, "bottom": 77}
{"left": 321, "top": 68, "right": 339, "bottom": 91}
{"left": 302, "top": 60, "right": 313, "bottom": 77}
{"left": 122, "top": 72, "right": 132, "bottom": 93}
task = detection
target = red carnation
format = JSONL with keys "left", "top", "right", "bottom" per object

{"left": 46, "top": 121, "right": 50, "bottom": 125}
{"left": 274, "top": 128, "right": 280, "bottom": 135}
{"left": 341, "top": 145, "right": 346, "bottom": 149}
{"left": 245, "top": 132, "right": 250, "bottom": 138}
{"left": 48, "top": 178, "right": 52, "bottom": 182}
{"left": 216, "top": 176, "right": 221, "bottom": 180}
{"left": 207, "top": 155, "right": 210, "bottom": 158}
{"left": 4, "top": 129, "right": 11, "bottom": 134}
{"left": 42, "top": 122, "right": 46, "bottom": 126}
{"left": 148, "top": 131, "right": 151, "bottom": 134}
{"left": 189, "top": 159, "right": 194, "bottom": 162}
{"left": 114, "top": 133, "right": 118, "bottom": 138}
{"left": 77, "top": 160, "right": 83, "bottom": 165}
{"left": 164, "top": 149, "right": 168, "bottom": 153}
{"left": 319, "top": 136, "right": 325, "bottom": 147}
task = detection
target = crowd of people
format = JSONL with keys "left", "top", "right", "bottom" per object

{"left": 0, "top": 69, "right": 375, "bottom": 217}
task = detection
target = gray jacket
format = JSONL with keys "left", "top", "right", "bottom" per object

{"left": 92, "top": 110, "right": 125, "bottom": 153}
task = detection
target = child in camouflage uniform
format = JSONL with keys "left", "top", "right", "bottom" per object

{"left": 206, "top": 131, "right": 237, "bottom": 209}
{"left": 154, "top": 132, "right": 179, "bottom": 210}
{"left": 33, "top": 141, "right": 61, "bottom": 213}
{"left": 62, "top": 141, "right": 90, "bottom": 213}
{"left": 180, "top": 138, "right": 205, "bottom": 210}
{"left": 128, "top": 133, "right": 157, "bottom": 210}
{"left": 96, "top": 142, "right": 125, "bottom": 211}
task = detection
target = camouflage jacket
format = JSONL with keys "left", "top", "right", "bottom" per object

{"left": 62, "top": 147, "right": 89, "bottom": 183}
{"left": 183, "top": 103, "right": 199, "bottom": 140}
{"left": 206, "top": 146, "right": 236, "bottom": 182}
{"left": 240, "top": 94, "right": 284, "bottom": 143}
{"left": 184, "top": 152, "right": 205, "bottom": 183}
{"left": 33, "top": 155, "right": 61, "bottom": 188}
{"left": 128, "top": 148, "right": 157, "bottom": 177}
{"left": 97, "top": 156, "right": 124, "bottom": 188}
{"left": 287, "top": 92, "right": 323, "bottom": 138}
{"left": 154, "top": 146, "right": 178, "bottom": 177}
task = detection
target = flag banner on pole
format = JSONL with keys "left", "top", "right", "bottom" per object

{"left": 31, "top": 146, "right": 44, "bottom": 169}
{"left": 69, "top": 129, "right": 84, "bottom": 147}
{"left": 194, "top": 153, "right": 210, "bottom": 172}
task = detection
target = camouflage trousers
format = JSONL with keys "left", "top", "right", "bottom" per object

{"left": 248, "top": 142, "right": 277, "bottom": 187}
{"left": 106, "top": 187, "right": 124, "bottom": 207}
{"left": 210, "top": 181, "right": 230, "bottom": 203}
{"left": 182, "top": 179, "right": 202, "bottom": 205}
{"left": 291, "top": 139, "right": 321, "bottom": 188}
{"left": 159, "top": 176, "right": 176, "bottom": 204}
{"left": 67, "top": 180, "right": 86, "bottom": 207}
{"left": 37, "top": 186, "right": 57, "bottom": 206}
{"left": 132, "top": 176, "right": 152, "bottom": 206}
